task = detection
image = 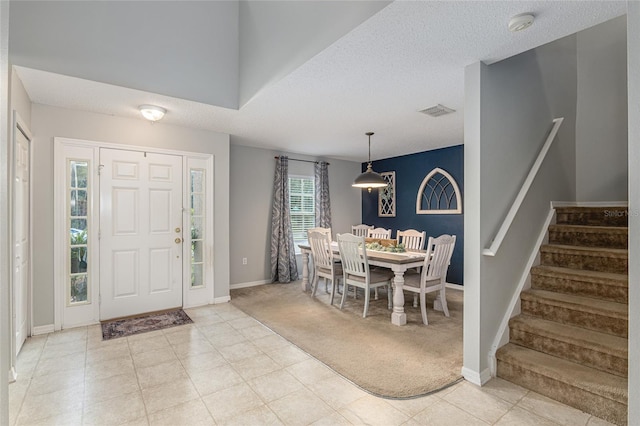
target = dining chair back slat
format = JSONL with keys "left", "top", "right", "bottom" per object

{"left": 308, "top": 230, "right": 341, "bottom": 303}
{"left": 367, "top": 227, "right": 392, "bottom": 240}
{"left": 351, "top": 224, "right": 373, "bottom": 238}
{"left": 397, "top": 229, "right": 426, "bottom": 250}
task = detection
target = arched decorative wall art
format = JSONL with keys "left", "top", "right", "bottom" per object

{"left": 416, "top": 167, "right": 462, "bottom": 214}
{"left": 378, "top": 171, "right": 395, "bottom": 217}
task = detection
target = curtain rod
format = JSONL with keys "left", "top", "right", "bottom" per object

{"left": 274, "top": 156, "right": 330, "bottom": 165}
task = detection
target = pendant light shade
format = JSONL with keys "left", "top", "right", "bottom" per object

{"left": 352, "top": 132, "right": 387, "bottom": 192}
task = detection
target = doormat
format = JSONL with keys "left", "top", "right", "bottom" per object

{"left": 101, "top": 309, "right": 193, "bottom": 340}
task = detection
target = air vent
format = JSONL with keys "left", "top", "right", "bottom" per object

{"left": 419, "top": 104, "right": 456, "bottom": 117}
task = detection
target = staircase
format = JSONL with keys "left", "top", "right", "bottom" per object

{"left": 496, "top": 206, "right": 628, "bottom": 425}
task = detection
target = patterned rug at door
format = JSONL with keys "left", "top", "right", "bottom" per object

{"left": 101, "top": 309, "right": 193, "bottom": 340}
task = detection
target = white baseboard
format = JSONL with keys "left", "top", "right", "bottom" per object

{"left": 213, "top": 296, "right": 231, "bottom": 304}
{"left": 446, "top": 282, "right": 463, "bottom": 291}
{"left": 32, "top": 324, "right": 55, "bottom": 336}
{"left": 461, "top": 366, "right": 492, "bottom": 386}
{"left": 9, "top": 367, "right": 17, "bottom": 383}
{"left": 551, "top": 201, "right": 628, "bottom": 208}
{"left": 229, "top": 279, "right": 270, "bottom": 290}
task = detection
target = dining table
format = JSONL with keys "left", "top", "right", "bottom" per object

{"left": 298, "top": 241, "right": 427, "bottom": 326}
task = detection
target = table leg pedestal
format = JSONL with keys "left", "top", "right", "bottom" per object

{"left": 391, "top": 270, "right": 407, "bottom": 326}
{"left": 301, "top": 251, "right": 310, "bottom": 291}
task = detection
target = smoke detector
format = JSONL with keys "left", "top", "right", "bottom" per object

{"left": 509, "top": 13, "right": 534, "bottom": 32}
{"left": 419, "top": 104, "right": 456, "bottom": 118}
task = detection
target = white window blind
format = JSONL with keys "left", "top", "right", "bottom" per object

{"left": 289, "top": 176, "right": 315, "bottom": 243}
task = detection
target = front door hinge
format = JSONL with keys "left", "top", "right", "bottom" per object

{"left": 98, "top": 164, "right": 104, "bottom": 175}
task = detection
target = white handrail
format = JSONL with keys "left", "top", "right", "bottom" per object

{"left": 483, "top": 117, "right": 564, "bottom": 257}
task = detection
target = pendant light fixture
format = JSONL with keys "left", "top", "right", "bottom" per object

{"left": 352, "top": 132, "right": 387, "bottom": 193}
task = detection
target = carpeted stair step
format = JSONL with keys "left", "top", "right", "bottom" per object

{"left": 520, "top": 289, "right": 627, "bottom": 337}
{"left": 548, "top": 224, "right": 628, "bottom": 249}
{"left": 531, "top": 265, "right": 628, "bottom": 303}
{"left": 496, "top": 343, "right": 627, "bottom": 425}
{"left": 509, "top": 315, "right": 627, "bottom": 377}
{"left": 555, "top": 206, "right": 628, "bottom": 227}
{"left": 540, "top": 244, "right": 627, "bottom": 274}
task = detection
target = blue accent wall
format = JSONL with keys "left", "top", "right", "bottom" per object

{"left": 361, "top": 144, "right": 464, "bottom": 285}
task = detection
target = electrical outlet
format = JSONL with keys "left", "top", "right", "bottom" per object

{"left": 242, "top": 257, "right": 247, "bottom": 265}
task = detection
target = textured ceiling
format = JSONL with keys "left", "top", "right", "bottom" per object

{"left": 13, "top": 1, "right": 627, "bottom": 162}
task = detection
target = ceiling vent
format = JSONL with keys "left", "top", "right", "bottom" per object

{"left": 419, "top": 104, "right": 456, "bottom": 118}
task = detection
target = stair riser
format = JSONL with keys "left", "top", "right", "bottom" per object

{"left": 521, "top": 299, "right": 627, "bottom": 337}
{"left": 531, "top": 273, "right": 628, "bottom": 304}
{"left": 509, "top": 328, "right": 627, "bottom": 377}
{"left": 497, "top": 360, "right": 627, "bottom": 426}
{"left": 556, "top": 209, "right": 628, "bottom": 227}
{"left": 549, "top": 230, "right": 627, "bottom": 249}
{"left": 541, "top": 251, "right": 627, "bottom": 274}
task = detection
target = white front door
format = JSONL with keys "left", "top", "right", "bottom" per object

{"left": 99, "top": 149, "right": 184, "bottom": 320}
{"left": 13, "top": 128, "right": 30, "bottom": 354}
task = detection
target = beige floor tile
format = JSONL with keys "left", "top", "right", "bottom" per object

{"left": 223, "top": 405, "right": 284, "bottom": 426}
{"left": 231, "top": 353, "right": 281, "bottom": 380}
{"left": 84, "top": 372, "right": 140, "bottom": 404}
{"left": 172, "top": 338, "right": 216, "bottom": 359}
{"left": 16, "top": 384, "right": 84, "bottom": 424}
{"left": 385, "top": 393, "right": 441, "bottom": 417}
{"left": 587, "top": 416, "right": 617, "bottom": 426}
{"left": 128, "top": 334, "right": 170, "bottom": 355}
{"left": 189, "top": 364, "right": 244, "bottom": 396}
{"left": 190, "top": 313, "right": 226, "bottom": 327}
{"left": 162, "top": 324, "right": 203, "bottom": 345}
{"left": 411, "top": 399, "right": 490, "bottom": 426}
{"left": 239, "top": 325, "right": 276, "bottom": 340}
{"left": 9, "top": 379, "right": 30, "bottom": 426}
{"left": 141, "top": 377, "right": 200, "bottom": 414}
{"left": 83, "top": 391, "right": 147, "bottom": 425}
{"left": 121, "top": 416, "right": 150, "bottom": 426}
{"left": 216, "top": 309, "right": 248, "bottom": 321}
{"left": 147, "top": 399, "right": 214, "bottom": 426}
{"left": 27, "top": 369, "right": 85, "bottom": 396}
{"left": 17, "top": 411, "right": 83, "bottom": 425}
{"left": 33, "top": 351, "right": 86, "bottom": 377}
{"left": 309, "top": 411, "right": 353, "bottom": 426}
{"left": 136, "top": 359, "right": 188, "bottom": 390}
{"left": 481, "top": 377, "right": 529, "bottom": 404}
{"left": 227, "top": 316, "right": 261, "bottom": 330}
{"left": 338, "top": 394, "right": 410, "bottom": 426}
{"left": 285, "top": 358, "right": 335, "bottom": 385}
{"left": 40, "top": 339, "right": 86, "bottom": 360}
{"left": 44, "top": 327, "right": 87, "bottom": 346}
{"left": 251, "top": 334, "right": 291, "bottom": 353}
{"left": 197, "top": 322, "right": 236, "bottom": 337}
{"left": 126, "top": 329, "right": 165, "bottom": 342}
{"left": 180, "top": 350, "right": 227, "bottom": 375}
{"left": 495, "top": 405, "right": 559, "bottom": 425}
{"left": 247, "top": 369, "right": 305, "bottom": 403}
{"left": 268, "top": 388, "right": 335, "bottom": 426}
{"left": 517, "top": 392, "right": 591, "bottom": 426}
{"left": 218, "top": 341, "right": 262, "bottom": 362}
{"left": 442, "top": 381, "right": 513, "bottom": 424}
{"left": 265, "top": 345, "right": 310, "bottom": 367}
{"left": 86, "top": 339, "right": 131, "bottom": 363}
{"left": 206, "top": 331, "right": 249, "bottom": 349}
{"left": 307, "top": 375, "right": 368, "bottom": 410}
{"left": 132, "top": 347, "right": 178, "bottom": 369}
{"left": 85, "top": 354, "right": 135, "bottom": 381}
{"left": 202, "top": 382, "right": 265, "bottom": 423}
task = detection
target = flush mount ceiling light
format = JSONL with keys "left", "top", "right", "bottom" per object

{"left": 138, "top": 104, "right": 166, "bottom": 122}
{"left": 508, "top": 13, "right": 535, "bottom": 32}
{"left": 352, "top": 132, "right": 388, "bottom": 193}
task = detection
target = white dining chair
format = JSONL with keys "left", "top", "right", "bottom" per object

{"left": 367, "top": 227, "right": 392, "bottom": 239}
{"left": 308, "top": 230, "right": 342, "bottom": 304}
{"left": 351, "top": 224, "right": 373, "bottom": 238}
{"left": 308, "top": 227, "right": 332, "bottom": 239}
{"left": 337, "top": 233, "right": 393, "bottom": 318}
{"left": 403, "top": 234, "right": 456, "bottom": 325}
{"left": 397, "top": 229, "right": 426, "bottom": 250}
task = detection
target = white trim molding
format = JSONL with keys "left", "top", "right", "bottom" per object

{"left": 32, "top": 324, "right": 55, "bottom": 336}
{"left": 229, "top": 279, "right": 271, "bottom": 290}
{"left": 461, "top": 366, "right": 492, "bottom": 386}
{"left": 213, "top": 296, "right": 231, "bottom": 304}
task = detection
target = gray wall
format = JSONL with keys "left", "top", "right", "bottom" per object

{"left": 576, "top": 16, "right": 628, "bottom": 201}
{"left": 464, "top": 34, "right": 578, "bottom": 380}
{"left": 229, "top": 143, "right": 361, "bottom": 286}
{"left": 30, "top": 104, "right": 230, "bottom": 327}
{"left": 627, "top": 3, "right": 639, "bottom": 424}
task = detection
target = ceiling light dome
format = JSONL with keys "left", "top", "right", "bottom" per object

{"left": 352, "top": 132, "right": 387, "bottom": 193}
{"left": 508, "top": 13, "right": 535, "bottom": 32}
{"left": 139, "top": 104, "right": 166, "bottom": 122}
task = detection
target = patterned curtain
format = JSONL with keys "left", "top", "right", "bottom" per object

{"left": 270, "top": 156, "right": 298, "bottom": 283}
{"left": 314, "top": 161, "right": 332, "bottom": 228}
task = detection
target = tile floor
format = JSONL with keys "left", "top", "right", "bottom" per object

{"left": 9, "top": 303, "right": 614, "bottom": 425}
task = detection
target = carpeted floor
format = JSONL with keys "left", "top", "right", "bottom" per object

{"left": 101, "top": 308, "right": 193, "bottom": 340}
{"left": 230, "top": 281, "right": 463, "bottom": 398}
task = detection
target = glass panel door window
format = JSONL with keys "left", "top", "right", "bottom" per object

{"left": 68, "top": 160, "right": 89, "bottom": 305}
{"left": 190, "top": 169, "right": 205, "bottom": 288}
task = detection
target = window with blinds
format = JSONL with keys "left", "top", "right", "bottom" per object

{"left": 289, "top": 176, "right": 315, "bottom": 244}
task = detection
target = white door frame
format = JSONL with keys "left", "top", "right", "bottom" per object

{"left": 53, "top": 137, "right": 214, "bottom": 330}
{"left": 9, "top": 111, "right": 32, "bottom": 380}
